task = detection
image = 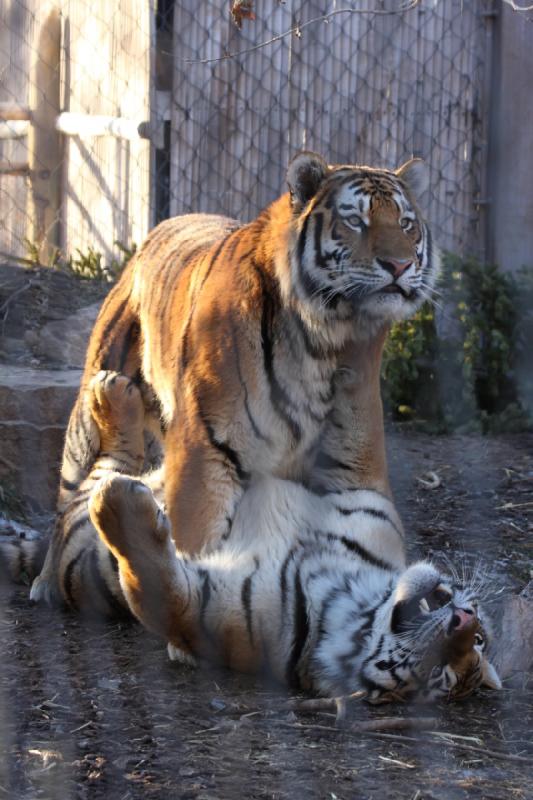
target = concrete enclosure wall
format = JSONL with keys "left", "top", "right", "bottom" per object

{"left": 487, "top": 6, "right": 533, "bottom": 272}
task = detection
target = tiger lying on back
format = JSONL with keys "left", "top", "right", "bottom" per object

{"left": 51, "top": 370, "right": 501, "bottom": 703}
{"left": 33, "top": 151, "right": 439, "bottom": 603}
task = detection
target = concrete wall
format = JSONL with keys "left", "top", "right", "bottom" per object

{"left": 487, "top": 6, "right": 533, "bottom": 272}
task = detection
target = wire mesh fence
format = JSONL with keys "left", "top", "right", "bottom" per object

{"left": 0, "top": 0, "right": 151, "bottom": 266}
{"left": 0, "top": 0, "right": 494, "bottom": 268}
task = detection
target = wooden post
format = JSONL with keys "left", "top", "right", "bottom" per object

{"left": 27, "top": 5, "right": 62, "bottom": 261}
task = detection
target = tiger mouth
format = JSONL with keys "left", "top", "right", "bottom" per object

{"left": 392, "top": 585, "right": 453, "bottom": 633}
{"left": 380, "top": 285, "right": 415, "bottom": 299}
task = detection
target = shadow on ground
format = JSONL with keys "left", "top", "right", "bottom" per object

{"left": 1, "top": 431, "right": 532, "bottom": 800}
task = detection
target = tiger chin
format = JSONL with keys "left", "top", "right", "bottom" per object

{"left": 38, "top": 371, "right": 500, "bottom": 705}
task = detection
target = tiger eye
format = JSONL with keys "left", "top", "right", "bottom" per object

{"left": 345, "top": 214, "right": 365, "bottom": 231}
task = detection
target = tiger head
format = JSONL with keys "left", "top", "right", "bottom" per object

{"left": 362, "top": 562, "right": 501, "bottom": 704}
{"left": 286, "top": 151, "right": 439, "bottom": 326}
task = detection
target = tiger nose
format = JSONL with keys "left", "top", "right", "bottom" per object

{"left": 378, "top": 258, "right": 413, "bottom": 278}
{"left": 451, "top": 607, "right": 475, "bottom": 632}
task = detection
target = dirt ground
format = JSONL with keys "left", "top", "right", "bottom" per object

{"left": 1, "top": 430, "right": 532, "bottom": 800}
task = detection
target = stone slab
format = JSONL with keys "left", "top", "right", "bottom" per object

{"left": 0, "top": 366, "right": 82, "bottom": 512}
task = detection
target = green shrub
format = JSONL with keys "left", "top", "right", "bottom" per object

{"left": 382, "top": 253, "right": 532, "bottom": 432}
{"left": 512, "top": 265, "right": 533, "bottom": 429}
{"left": 382, "top": 303, "right": 441, "bottom": 423}
{"left": 65, "top": 241, "right": 137, "bottom": 282}
{"left": 23, "top": 239, "right": 136, "bottom": 283}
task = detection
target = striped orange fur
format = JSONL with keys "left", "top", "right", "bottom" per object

{"left": 34, "top": 151, "right": 439, "bottom": 602}
{"left": 33, "top": 369, "right": 500, "bottom": 702}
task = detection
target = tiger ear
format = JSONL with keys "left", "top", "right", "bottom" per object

{"left": 287, "top": 152, "right": 329, "bottom": 212}
{"left": 481, "top": 659, "right": 502, "bottom": 690}
{"left": 396, "top": 158, "right": 429, "bottom": 202}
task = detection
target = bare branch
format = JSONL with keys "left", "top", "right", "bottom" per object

{"left": 288, "top": 691, "right": 365, "bottom": 712}
{"left": 279, "top": 723, "right": 533, "bottom": 764}
{"left": 281, "top": 716, "right": 439, "bottom": 734}
{"left": 179, "top": 1, "right": 422, "bottom": 65}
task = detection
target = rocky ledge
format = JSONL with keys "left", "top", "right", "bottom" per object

{"left": 0, "top": 262, "right": 107, "bottom": 514}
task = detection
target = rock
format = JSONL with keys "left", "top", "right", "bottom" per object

{"left": 26, "top": 302, "right": 102, "bottom": 368}
{"left": 0, "top": 517, "right": 43, "bottom": 541}
{"left": 0, "top": 365, "right": 82, "bottom": 512}
{"left": 520, "top": 581, "right": 533, "bottom": 601}
{"left": 0, "top": 263, "right": 106, "bottom": 342}
{"left": 493, "top": 581, "right": 533, "bottom": 679}
{"left": 209, "top": 698, "right": 227, "bottom": 712}
{"left": 97, "top": 677, "right": 121, "bottom": 691}
{"left": 0, "top": 265, "right": 107, "bottom": 516}
{"left": 0, "top": 263, "right": 108, "bottom": 369}
{"left": 0, "top": 517, "right": 47, "bottom": 581}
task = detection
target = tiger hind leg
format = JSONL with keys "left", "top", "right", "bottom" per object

{"left": 89, "top": 473, "right": 198, "bottom": 662}
{"left": 31, "top": 371, "right": 146, "bottom": 610}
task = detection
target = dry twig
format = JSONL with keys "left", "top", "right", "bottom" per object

{"left": 281, "top": 719, "right": 533, "bottom": 764}
{"left": 367, "top": 731, "right": 533, "bottom": 765}
{"left": 416, "top": 470, "right": 441, "bottom": 489}
{"left": 0, "top": 280, "right": 33, "bottom": 322}
{"left": 69, "top": 720, "right": 95, "bottom": 734}
{"left": 496, "top": 501, "right": 533, "bottom": 510}
{"left": 281, "top": 716, "right": 439, "bottom": 734}
{"left": 426, "top": 735, "right": 533, "bottom": 765}
{"left": 178, "top": 1, "right": 421, "bottom": 65}
{"left": 288, "top": 691, "right": 365, "bottom": 720}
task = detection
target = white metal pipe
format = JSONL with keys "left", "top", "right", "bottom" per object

{"left": 55, "top": 111, "right": 148, "bottom": 140}
{"left": 0, "top": 120, "right": 29, "bottom": 140}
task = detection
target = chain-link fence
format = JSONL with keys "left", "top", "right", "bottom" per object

{"left": 1, "top": 0, "right": 151, "bottom": 265}
{"left": 1, "top": 0, "right": 494, "bottom": 267}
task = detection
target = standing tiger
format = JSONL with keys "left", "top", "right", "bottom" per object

{"left": 32, "top": 151, "right": 439, "bottom": 603}
{"left": 42, "top": 369, "right": 501, "bottom": 702}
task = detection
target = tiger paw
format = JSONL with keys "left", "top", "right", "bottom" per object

{"left": 167, "top": 642, "right": 197, "bottom": 667}
{"left": 90, "top": 370, "right": 144, "bottom": 432}
{"left": 30, "top": 570, "right": 61, "bottom": 606}
{"left": 89, "top": 474, "right": 170, "bottom": 564}
{"left": 89, "top": 474, "right": 185, "bottom": 643}
{"left": 28, "top": 534, "right": 62, "bottom": 606}
{"left": 89, "top": 371, "right": 145, "bottom": 465}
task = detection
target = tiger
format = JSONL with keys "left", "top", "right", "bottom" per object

{"left": 46, "top": 369, "right": 501, "bottom": 702}
{"left": 31, "top": 150, "right": 439, "bottom": 603}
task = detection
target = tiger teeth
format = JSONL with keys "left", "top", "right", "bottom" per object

{"left": 419, "top": 597, "right": 430, "bottom": 613}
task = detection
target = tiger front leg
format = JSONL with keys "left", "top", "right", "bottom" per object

{"left": 163, "top": 414, "right": 246, "bottom": 555}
